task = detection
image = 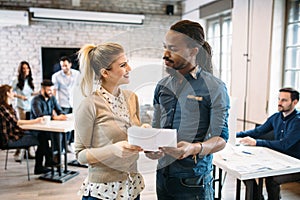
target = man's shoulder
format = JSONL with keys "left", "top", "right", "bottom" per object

{"left": 71, "top": 69, "right": 80, "bottom": 73}
{"left": 32, "top": 94, "right": 42, "bottom": 100}
{"left": 52, "top": 70, "right": 62, "bottom": 77}
{"left": 199, "top": 70, "right": 225, "bottom": 85}
{"left": 294, "top": 110, "right": 300, "bottom": 120}
{"left": 157, "top": 76, "right": 172, "bottom": 86}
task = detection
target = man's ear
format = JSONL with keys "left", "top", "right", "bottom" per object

{"left": 190, "top": 47, "right": 199, "bottom": 57}
{"left": 292, "top": 99, "right": 299, "bottom": 107}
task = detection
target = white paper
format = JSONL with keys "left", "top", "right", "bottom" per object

{"left": 128, "top": 126, "right": 177, "bottom": 151}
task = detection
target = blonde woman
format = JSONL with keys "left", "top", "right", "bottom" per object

{"left": 75, "top": 43, "right": 144, "bottom": 200}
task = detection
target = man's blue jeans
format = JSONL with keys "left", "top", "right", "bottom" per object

{"left": 156, "top": 169, "right": 214, "bottom": 200}
{"left": 82, "top": 194, "right": 140, "bottom": 200}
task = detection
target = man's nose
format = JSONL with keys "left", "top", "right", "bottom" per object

{"left": 164, "top": 49, "right": 171, "bottom": 58}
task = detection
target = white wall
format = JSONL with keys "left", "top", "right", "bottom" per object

{"left": 268, "top": 0, "right": 286, "bottom": 115}
{"left": 231, "top": 0, "right": 274, "bottom": 128}
{"left": 123, "top": 58, "right": 164, "bottom": 105}
{"left": 183, "top": 0, "right": 283, "bottom": 131}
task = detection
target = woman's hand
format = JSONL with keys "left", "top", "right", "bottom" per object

{"left": 141, "top": 123, "right": 152, "bottom": 128}
{"left": 112, "top": 141, "right": 143, "bottom": 158}
{"left": 144, "top": 150, "right": 164, "bottom": 160}
{"left": 21, "top": 95, "right": 28, "bottom": 100}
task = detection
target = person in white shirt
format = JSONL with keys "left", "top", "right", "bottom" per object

{"left": 11, "top": 61, "right": 38, "bottom": 161}
{"left": 52, "top": 56, "right": 80, "bottom": 153}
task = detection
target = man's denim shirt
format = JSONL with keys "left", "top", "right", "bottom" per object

{"left": 152, "top": 67, "right": 230, "bottom": 178}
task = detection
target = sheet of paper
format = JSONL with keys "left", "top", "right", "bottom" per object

{"left": 128, "top": 126, "right": 177, "bottom": 151}
{"left": 216, "top": 145, "right": 300, "bottom": 174}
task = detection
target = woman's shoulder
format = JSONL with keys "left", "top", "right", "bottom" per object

{"left": 122, "top": 90, "right": 138, "bottom": 100}
{"left": 79, "top": 91, "right": 106, "bottom": 107}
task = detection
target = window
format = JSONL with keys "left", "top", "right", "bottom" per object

{"left": 284, "top": 0, "right": 300, "bottom": 91}
{"left": 207, "top": 14, "right": 232, "bottom": 92}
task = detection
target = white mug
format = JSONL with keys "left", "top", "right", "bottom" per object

{"left": 43, "top": 115, "right": 51, "bottom": 125}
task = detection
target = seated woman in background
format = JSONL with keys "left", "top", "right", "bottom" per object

{"left": 0, "top": 84, "right": 43, "bottom": 152}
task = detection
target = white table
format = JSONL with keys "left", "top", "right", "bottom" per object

{"left": 20, "top": 115, "right": 79, "bottom": 183}
{"left": 213, "top": 144, "right": 300, "bottom": 200}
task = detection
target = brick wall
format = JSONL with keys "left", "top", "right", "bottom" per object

{"left": 0, "top": 0, "right": 182, "bottom": 15}
{"left": 0, "top": 0, "right": 181, "bottom": 86}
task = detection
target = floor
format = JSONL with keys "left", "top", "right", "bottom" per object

{"left": 0, "top": 149, "right": 299, "bottom": 200}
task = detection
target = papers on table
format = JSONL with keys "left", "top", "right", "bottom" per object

{"left": 128, "top": 126, "right": 177, "bottom": 151}
{"left": 215, "top": 145, "right": 300, "bottom": 176}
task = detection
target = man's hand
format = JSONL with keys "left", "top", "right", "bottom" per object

{"left": 239, "top": 136, "right": 257, "bottom": 146}
{"left": 160, "top": 141, "right": 201, "bottom": 160}
{"left": 52, "top": 114, "right": 67, "bottom": 121}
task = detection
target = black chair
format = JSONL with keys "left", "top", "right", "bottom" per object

{"left": 255, "top": 123, "right": 274, "bottom": 140}
{"left": 2, "top": 134, "right": 39, "bottom": 181}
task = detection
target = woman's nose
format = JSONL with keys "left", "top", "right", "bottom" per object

{"left": 126, "top": 64, "right": 132, "bottom": 71}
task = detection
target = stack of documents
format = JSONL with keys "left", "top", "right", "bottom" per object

{"left": 128, "top": 126, "right": 177, "bottom": 151}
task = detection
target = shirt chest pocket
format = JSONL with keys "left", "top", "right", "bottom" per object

{"left": 184, "top": 95, "right": 203, "bottom": 112}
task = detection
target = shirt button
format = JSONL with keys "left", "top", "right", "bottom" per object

{"left": 281, "top": 130, "right": 283, "bottom": 132}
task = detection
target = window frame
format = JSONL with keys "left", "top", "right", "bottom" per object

{"left": 206, "top": 13, "right": 232, "bottom": 92}
{"left": 283, "top": 0, "right": 300, "bottom": 91}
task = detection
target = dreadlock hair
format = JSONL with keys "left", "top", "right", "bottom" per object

{"left": 170, "top": 20, "right": 213, "bottom": 74}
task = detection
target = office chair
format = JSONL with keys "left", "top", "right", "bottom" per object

{"left": 255, "top": 124, "right": 274, "bottom": 140}
{"left": 1, "top": 134, "right": 39, "bottom": 181}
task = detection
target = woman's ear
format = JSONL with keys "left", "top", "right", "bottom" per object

{"left": 100, "top": 68, "right": 108, "bottom": 78}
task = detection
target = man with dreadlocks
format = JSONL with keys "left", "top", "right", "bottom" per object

{"left": 146, "top": 20, "right": 230, "bottom": 199}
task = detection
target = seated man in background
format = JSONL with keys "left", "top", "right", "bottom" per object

{"left": 30, "top": 79, "right": 67, "bottom": 174}
{"left": 237, "top": 87, "right": 300, "bottom": 200}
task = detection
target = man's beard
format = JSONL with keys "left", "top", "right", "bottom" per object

{"left": 44, "top": 92, "right": 52, "bottom": 98}
{"left": 163, "top": 56, "right": 188, "bottom": 72}
{"left": 278, "top": 104, "right": 292, "bottom": 112}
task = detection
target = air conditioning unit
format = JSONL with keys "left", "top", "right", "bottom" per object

{"left": 0, "top": 10, "right": 29, "bottom": 27}
{"left": 29, "top": 8, "right": 145, "bottom": 25}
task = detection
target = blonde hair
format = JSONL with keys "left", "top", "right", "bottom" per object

{"left": 78, "top": 43, "right": 124, "bottom": 96}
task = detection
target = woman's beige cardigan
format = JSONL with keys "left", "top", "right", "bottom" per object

{"left": 75, "top": 89, "right": 141, "bottom": 183}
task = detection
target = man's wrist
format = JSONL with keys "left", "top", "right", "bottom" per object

{"left": 198, "top": 142, "right": 204, "bottom": 156}
{"left": 192, "top": 142, "right": 204, "bottom": 163}
{"left": 193, "top": 142, "right": 203, "bottom": 155}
